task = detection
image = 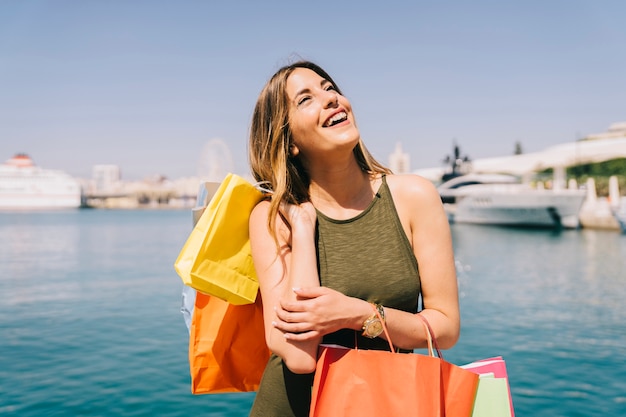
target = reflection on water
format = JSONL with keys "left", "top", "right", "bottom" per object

{"left": 1, "top": 210, "right": 192, "bottom": 308}
{"left": 1, "top": 211, "right": 82, "bottom": 306}
{"left": 448, "top": 224, "right": 626, "bottom": 416}
{"left": 452, "top": 225, "right": 625, "bottom": 309}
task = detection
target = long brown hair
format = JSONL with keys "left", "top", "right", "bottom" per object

{"left": 248, "top": 60, "right": 390, "bottom": 237}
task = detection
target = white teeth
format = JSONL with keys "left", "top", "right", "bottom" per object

{"left": 325, "top": 111, "right": 347, "bottom": 127}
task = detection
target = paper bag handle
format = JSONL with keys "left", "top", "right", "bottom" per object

{"left": 371, "top": 305, "right": 439, "bottom": 358}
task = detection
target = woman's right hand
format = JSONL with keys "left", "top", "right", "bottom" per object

{"left": 279, "top": 200, "right": 317, "bottom": 236}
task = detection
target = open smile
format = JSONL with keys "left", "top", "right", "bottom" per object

{"left": 323, "top": 111, "right": 348, "bottom": 127}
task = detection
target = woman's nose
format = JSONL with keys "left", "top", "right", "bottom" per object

{"left": 323, "top": 90, "right": 339, "bottom": 108}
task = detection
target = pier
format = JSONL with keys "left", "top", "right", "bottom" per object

{"left": 80, "top": 174, "right": 199, "bottom": 209}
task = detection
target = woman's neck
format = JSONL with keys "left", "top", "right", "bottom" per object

{"left": 307, "top": 163, "right": 378, "bottom": 219}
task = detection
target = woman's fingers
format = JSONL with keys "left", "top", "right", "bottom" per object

{"left": 274, "top": 287, "right": 344, "bottom": 337}
{"left": 272, "top": 310, "right": 320, "bottom": 341}
{"left": 278, "top": 201, "right": 317, "bottom": 229}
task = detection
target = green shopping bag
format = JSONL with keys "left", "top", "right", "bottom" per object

{"left": 462, "top": 357, "right": 515, "bottom": 417}
{"left": 471, "top": 373, "right": 512, "bottom": 417}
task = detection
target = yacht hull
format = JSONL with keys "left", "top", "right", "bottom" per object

{"left": 438, "top": 174, "right": 586, "bottom": 229}
{"left": 446, "top": 197, "right": 583, "bottom": 228}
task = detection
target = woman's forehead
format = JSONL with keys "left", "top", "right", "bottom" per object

{"left": 287, "top": 68, "right": 327, "bottom": 94}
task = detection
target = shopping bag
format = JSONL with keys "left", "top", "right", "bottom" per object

{"left": 188, "top": 290, "right": 270, "bottom": 394}
{"left": 309, "top": 312, "right": 479, "bottom": 417}
{"left": 174, "top": 173, "right": 267, "bottom": 305}
{"left": 462, "top": 356, "right": 515, "bottom": 417}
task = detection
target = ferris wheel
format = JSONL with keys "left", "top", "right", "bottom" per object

{"left": 197, "top": 138, "right": 234, "bottom": 182}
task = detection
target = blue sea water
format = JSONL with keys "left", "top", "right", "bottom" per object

{"left": 0, "top": 209, "right": 625, "bottom": 416}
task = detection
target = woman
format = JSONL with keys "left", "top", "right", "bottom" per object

{"left": 248, "top": 60, "right": 460, "bottom": 417}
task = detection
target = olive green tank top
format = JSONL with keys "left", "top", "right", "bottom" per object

{"left": 317, "top": 174, "right": 421, "bottom": 349}
{"left": 249, "top": 175, "right": 421, "bottom": 417}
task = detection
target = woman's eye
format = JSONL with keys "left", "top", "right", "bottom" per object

{"left": 297, "top": 96, "right": 311, "bottom": 106}
{"left": 324, "top": 84, "right": 336, "bottom": 92}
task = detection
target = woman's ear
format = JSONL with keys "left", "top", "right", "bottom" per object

{"left": 289, "top": 143, "right": 300, "bottom": 157}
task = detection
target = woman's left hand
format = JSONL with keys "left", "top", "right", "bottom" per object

{"left": 273, "top": 287, "right": 362, "bottom": 341}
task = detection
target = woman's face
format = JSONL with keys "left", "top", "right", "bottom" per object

{"left": 285, "top": 68, "right": 360, "bottom": 161}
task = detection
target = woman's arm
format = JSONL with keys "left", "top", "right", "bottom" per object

{"left": 249, "top": 200, "right": 322, "bottom": 373}
{"left": 382, "top": 174, "right": 460, "bottom": 350}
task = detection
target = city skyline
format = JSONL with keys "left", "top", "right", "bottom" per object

{"left": 2, "top": 1, "right": 625, "bottom": 180}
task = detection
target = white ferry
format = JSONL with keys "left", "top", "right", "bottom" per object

{"left": 0, "top": 154, "right": 82, "bottom": 209}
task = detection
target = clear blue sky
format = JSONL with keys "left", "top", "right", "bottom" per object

{"left": 1, "top": 1, "right": 625, "bottom": 180}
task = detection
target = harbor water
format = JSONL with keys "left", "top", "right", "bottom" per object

{"left": 1, "top": 209, "right": 625, "bottom": 416}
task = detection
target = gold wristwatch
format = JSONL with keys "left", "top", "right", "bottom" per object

{"left": 362, "top": 303, "right": 385, "bottom": 339}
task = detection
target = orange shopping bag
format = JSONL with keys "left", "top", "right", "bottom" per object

{"left": 188, "top": 291, "right": 270, "bottom": 394}
{"left": 310, "top": 312, "right": 479, "bottom": 417}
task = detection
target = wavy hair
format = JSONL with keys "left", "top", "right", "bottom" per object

{"left": 248, "top": 60, "right": 390, "bottom": 238}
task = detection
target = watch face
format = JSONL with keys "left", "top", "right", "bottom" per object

{"left": 367, "top": 320, "right": 383, "bottom": 337}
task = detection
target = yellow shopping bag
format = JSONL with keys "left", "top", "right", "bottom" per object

{"left": 174, "top": 173, "right": 267, "bottom": 305}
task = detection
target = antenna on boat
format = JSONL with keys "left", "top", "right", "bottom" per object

{"left": 442, "top": 140, "right": 471, "bottom": 182}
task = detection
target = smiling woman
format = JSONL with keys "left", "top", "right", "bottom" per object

{"left": 247, "top": 60, "right": 460, "bottom": 417}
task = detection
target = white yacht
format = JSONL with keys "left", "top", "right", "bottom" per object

{"left": 0, "top": 154, "right": 82, "bottom": 209}
{"left": 438, "top": 173, "right": 587, "bottom": 229}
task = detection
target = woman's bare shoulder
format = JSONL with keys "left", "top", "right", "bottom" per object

{"left": 250, "top": 198, "right": 271, "bottom": 219}
{"left": 385, "top": 173, "right": 440, "bottom": 204}
{"left": 249, "top": 199, "right": 290, "bottom": 244}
